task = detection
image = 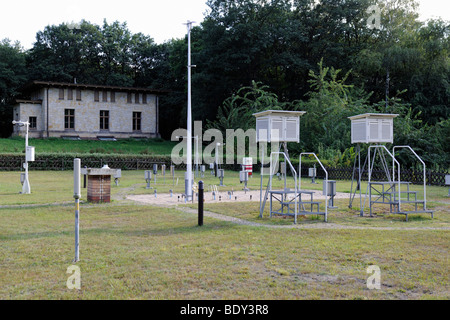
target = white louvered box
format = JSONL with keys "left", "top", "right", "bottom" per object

{"left": 253, "top": 110, "right": 306, "bottom": 143}
{"left": 349, "top": 113, "right": 398, "bottom": 144}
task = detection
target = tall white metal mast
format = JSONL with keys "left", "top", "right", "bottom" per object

{"left": 185, "top": 20, "right": 195, "bottom": 201}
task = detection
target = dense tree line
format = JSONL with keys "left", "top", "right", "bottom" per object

{"left": 0, "top": 0, "right": 448, "bottom": 168}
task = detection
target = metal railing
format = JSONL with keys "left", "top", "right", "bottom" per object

{"left": 299, "top": 153, "right": 328, "bottom": 222}
{"left": 393, "top": 146, "right": 427, "bottom": 211}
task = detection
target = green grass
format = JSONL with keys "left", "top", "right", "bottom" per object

{"left": 0, "top": 170, "right": 449, "bottom": 299}
{"left": 0, "top": 137, "right": 177, "bottom": 156}
{"left": 0, "top": 203, "right": 448, "bottom": 300}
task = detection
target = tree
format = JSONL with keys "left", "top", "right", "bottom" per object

{"left": 27, "top": 23, "right": 86, "bottom": 83}
{"left": 27, "top": 20, "right": 145, "bottom": 86}
{"left": 0, "top": 39, "right": 27, "bottom": 137}
{"left": 207, "top": 80, "right": 289, "bottom": 132}
{"left": 0, "top": 39, "right": 27, "bottom": 103}
{"left": 298, "top": 59, "right": 373, "bottom": 158}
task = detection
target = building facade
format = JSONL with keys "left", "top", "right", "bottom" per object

{"left": 12, "top": 81, "right": 165, "bottom": 139}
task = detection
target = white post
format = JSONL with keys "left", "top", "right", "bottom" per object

{"left": 23, "top": 121, "right": 30, "bottom": 194}
{"left": 185, "top": 20, "right": 195, "bottom": 202}
{"left": 259, "top": 144, "right": 264, "bottom": 216}
{"left": 73, "top": 158, "right": 81, "bottom": 262}
{"left": 215, "top": 142, "right": 221, "bottom": 177}
{"left": 12, "top": 120, "right": 31, "bottom": 194}
{"left": 195, "top": 135, "right": 199, "bottom": 178}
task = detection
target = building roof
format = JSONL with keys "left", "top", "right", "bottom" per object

{"left": 20, "top": 81, "right": 169, "bottom": 95}
{"left": 348, "top": 113, "right": 399, "bottom": 121}
{"left": 253, "top": 110, "right": 307, "bottom": 118}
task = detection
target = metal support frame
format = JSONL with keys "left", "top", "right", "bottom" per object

{"left": 393, "top": 146, "right": 427, "bottom": 211}
{"left": 349, "top": 144, "right": 367, "bottom": 213}
{"left": 351, "top": 144, "right": 433, "bottom": 221}
{"left": 365, "top": 145, "right": 401, "bottom": 216}
{"left": 267, "top": 152, "right": 299, "bottom": 223}
{"left": 259, "top": 142, "right": 281, "bottom": 218}
{"left": 351, "top": 144, "right": 394, "bottom": 216}
{"left": 299, "top": 153, "right": 328, "bottom": 222}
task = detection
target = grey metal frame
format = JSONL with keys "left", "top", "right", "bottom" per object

{"left": 393, "top": 146, "right": 427, "bottom": 211}
{"left": 299, "top": 153, "right": 328, "bottom": 222}
{"left": 364, "top": 145, "right": 433, "bottom": 221}
{"left": 270, "top": 152, "right": 299, "bottom": 223}
{"left": 365, "top": 145, "right": 401, "bottom": 214}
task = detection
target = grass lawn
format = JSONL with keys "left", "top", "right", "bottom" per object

{"left": 0, "top": 170, "right": 449, "bottom": 300}
{"left": 0, "top": 137, "right": 177, "bottom": 156}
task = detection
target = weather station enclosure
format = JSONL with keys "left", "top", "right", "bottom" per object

{"left": 254, "top": 110, "right": 306, "bottom": 143}
{"left": 347, "top": 113, "right": 433, "bottom": 221}
{"left": 349, "top": 113, "right": 398, "bottom": 144}
{"left": 253, "top": 110, "right": 327, "bottom": 223}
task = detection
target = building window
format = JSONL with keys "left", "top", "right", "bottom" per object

{"left": 135, "top": 93, "right": 140, "bottom": 104}
{"left": 94, "top": 90, "right": 100, "bottom": 102}
{"left": 68, "top": 89, "right": 73, "bottom": 100}
{"left": 100, "top": 110, "right": 109, "bottom": 131}
{"left": 127, "top": 93, "right": 132, "bottom": 104}
{"left": 59, "top": 88, "right": 65, "bottom": 100}
{"left": 76, "top": 89, "right": 82, "bottom": 101}
{"left": 142, "top": 93, "right": 147, "bottom": 104}
{"left": 111, "top": 91, "right": 115, "bottom": 103}
{"left": 102, "top": 91, "right": 108, "bottom": 102}
{"left": 64, "top": 109, "right": 75, "bottom": 130}
{"left": 133, "top": 112, "right": 141, "bottom": 131}
{"left": 29, "top": 117, "right": 37, "bottom": 129}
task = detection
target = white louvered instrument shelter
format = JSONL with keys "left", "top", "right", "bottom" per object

{"left": 349, "top": 113, "right": 398, "bottom": 144}
{"left": 253, "top": 110, "right": 306, "bottom": 143}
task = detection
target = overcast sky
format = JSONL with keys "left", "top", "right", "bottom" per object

{"left": 1, "top": 0, "right": 449, "bottom": 50}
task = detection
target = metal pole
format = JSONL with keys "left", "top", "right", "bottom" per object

{"left": 195, "top": 136, "right": 199, "bottom": 178}
{"left": 259, "top": 144, "right": 264, "bottom": 217}
{"left": 83, "top": 166, "right": 87, "bottom": 188}
{"left": 23, "top": 122, "right": 30, "bottom": 194}
{"left": 73, "top": 158, "right": 81, "bottom": 262}
{"left": 215, "top": 143, "right": 220, "bottom": 177}
{"left": 185, "top": 21, "right": 195, "bottom": 202}
{"left": 12, "top": 120, "right": 31, "bottom": 194}
{"left": 198, "top": 180, "right": 204, "bottom": 226}
{"left": 358, "top": 146, "right": 362, "bottom": 214}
